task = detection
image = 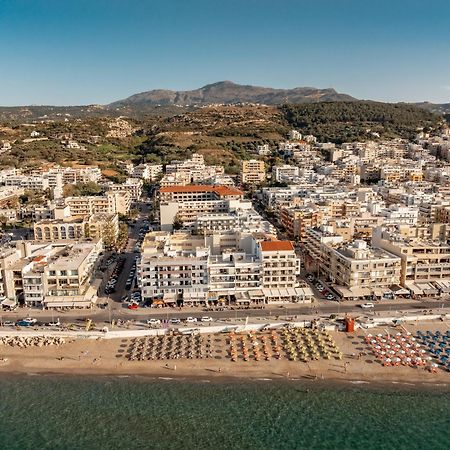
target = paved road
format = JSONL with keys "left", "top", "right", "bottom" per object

{"left": 2, "top": 300, "right": 448, "bottom": 327}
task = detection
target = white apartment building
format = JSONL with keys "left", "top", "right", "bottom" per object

{"left": 66, "top": 191, "right": 131, "bottom": 216}
{"left": 105, "top": 178, "right": 143, "bottom": 201}
{"left": 379, "top": 205, "right": 419, "bottom": 226}
{"left": 256, "top": 144, "right": 271, "bottom": 156}
{"left": 42, "top": 166, "right": 102, "bottom": 187}
{"left": 133, "top": 164, "right": 163, "bottom": 181}
{"left": 159, "top": 185, "right": 244, "bottom": 231}
{"left": 138, "top": 232, "right": 308, "bottom": 305}
{"left": 5, "top": 175, "right": 49, "bottom": 190}
{"left": 273, "top": 165, "right": 300, "bottom": 183}
{"left": 195, "top": 203, "right": 276, "bottom": 236}
{"left": 373, "top": 226, "right": 450, "bottom": 295}
{"left": 165, "top": 153, "right": 224, "bottom": 184}
{"left": 0, "top": 239, "right": 102, "bottom": 308}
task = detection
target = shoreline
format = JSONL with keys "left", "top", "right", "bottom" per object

{"left": 1, "top": 368, "right": 449, "bottom": 393}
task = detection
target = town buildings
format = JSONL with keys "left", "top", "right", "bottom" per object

{"left": 0, "top": 239, "right": 102, "bottom": 308}
{"left": 240, "top": 159, "right": 266, "bottom": 185}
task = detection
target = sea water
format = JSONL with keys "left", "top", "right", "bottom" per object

{"left": 0, "top": 375, "right": 449, "bottom": 449}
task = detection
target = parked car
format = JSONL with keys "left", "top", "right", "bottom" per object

{"left": 16, "top": 318, "right": 37, "bottom": 327}
{"left": 201, "top": 316, "right": 213, "bottom": 322}
{"left": 326, "top": 294, "right": 335, "bottom": 301}
{"left": 127, "top": 303, "right": 139, "bottom": 310}
{"left": 147, "top": 318, "right": 161, "bottom": 326}
{"left": 316, "top": 284, "right": 324, "bottom": 291}
{"left": 170, "top": 318, "right": 181, "bottom": 324}
{"left": 186, "top": 317, "right": 197, "bottom": 323}
{"left": 360, "top": 302, "right": 375, "bottom": 309}
{"left": 2, "top": 320, "right": 15, "bottom": 327}
{"left": 306, "top": 274, "right": 314, "bottom": 282}
{"left": 46, "top": 319, "right": 61, "bottom": 327}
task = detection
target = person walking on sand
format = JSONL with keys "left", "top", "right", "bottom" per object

{"left": 344, "top": 362, "right": 350, "bottom": 374}
{"left": 174, "top": 364, "right": 177, "bottom": 371}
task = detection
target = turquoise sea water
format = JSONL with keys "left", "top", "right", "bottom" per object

{"left": 0, "top": 376, "right": 449, "bottom": 450}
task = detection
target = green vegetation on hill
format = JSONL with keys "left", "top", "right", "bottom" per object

{"left": 0, "top": 102, "right": 445, "bottom": 175}
{"left": 281, "top": 102, "right": 442, "bottom": 143}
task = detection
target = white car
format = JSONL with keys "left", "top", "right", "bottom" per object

{"left": 147, "top": 318, "right": 161, "bottom": 326}
{"left": 360, "top": 302, "right": 375, "bottom": 309}
{"left": 186, "top": 317, "right": 198, "bottom": 323}
{"left": 201, "top": 316, "right": 213, "bottom": 322}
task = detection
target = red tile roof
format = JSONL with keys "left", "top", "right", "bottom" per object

{"left": 260, "top": 240, "right": 294, "bottom": 252}
{"left": 160, "top": 185, "right": 243, "bottom": 197}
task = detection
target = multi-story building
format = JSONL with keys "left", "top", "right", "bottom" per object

{"left": 194, "top": 202, "right": 276, "bottom": 235}
{"left": 279, "top": 207, "right": 324, "bottom": 241}
{"left": 257, "top": 240, "right": 300, "bottom": 290}
{"left": 138, "top": 232, "right": 308, "bottom": 305}
{"left": 42, "top": 166, "right": 102, "bottom": 187}
{"left": 133, "top": 164, "right": 163, "bottom": 181}
{"left": 0, "top": 239, "right": 102, "bottom": 308}
{"left": 328, "top": 240, "right": 401, "bottom": 300}
{"left": 5, "top": 175, "right": 49, "bottom": 190}
{"left": 139, "top": 232, "right": 209, "bottom": 304}
{"left": 273, "top": 165, "right": 300, "bottom": 183}
{"left": 159, "top": 185, "right": 244, "bottom": 231}
{"left": 34, "top": 213, "right": 119, "bottom": 249}
{"left": 373, "top": 226, "right": 450, "bottom": 295}
{"left": 105, "top": 178, "right": 143, "bottom": 201}
{"left": 240, "top": 160, "right": 266, "bottom": 185}
{"left": 66, "top": 191, "right": 131, "bottom": 216}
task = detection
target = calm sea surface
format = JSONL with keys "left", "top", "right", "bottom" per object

{"left": 0, "top": 375, "right": 449, "bottom": 450}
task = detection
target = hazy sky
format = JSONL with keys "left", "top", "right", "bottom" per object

{"left": 0, "top": 0, "right": 449, "bottom": 105}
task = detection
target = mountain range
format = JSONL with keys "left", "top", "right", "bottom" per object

{"left": 107, "top": 81, "right": 356, "bottom": 108}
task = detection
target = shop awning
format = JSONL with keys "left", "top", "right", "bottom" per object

{"left": 416, "top": 283, "right": 439, "bottom": 294}
{"left": 1, "top": 298, "right": 17, "bottom": 307}
{"left": 405, "top": 283, "right": 423, "bottom": 295}
{"left": 390, "top": 285, "right": 410, "bottom": 295}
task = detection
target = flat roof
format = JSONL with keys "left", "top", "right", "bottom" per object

{"left": 260, "top": 240, "right": 294, "bottom": 252}
{"left": 160, "top": 185, "right": 243, "bottom": 197}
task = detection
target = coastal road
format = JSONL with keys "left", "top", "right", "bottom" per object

{"left": 1, "top": 299, "right": 448, "bottom": 327}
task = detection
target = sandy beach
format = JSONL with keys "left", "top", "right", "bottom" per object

{"left": 1, "top": 320, "right": 449, "bottom": 388}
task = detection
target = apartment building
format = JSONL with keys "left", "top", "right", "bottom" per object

{"left": 138, "top": 232, "right": 308, "bottom": 305}
{"left": 5, "top": 175, "right": 49, "bottom": 190}
{"left": 328, "top": 240, "right": 401, "bottom": 300}
{"left": 159, "top": 185, "right": 244, "bottom": 231}
{"left": 0, "top": 239, "right": 102, "bottom": 308}
{"left": 105, "top": 178, "right": 143, "bottom": 201}
{"left": 133, "top": 164, "right": 163, "bottom": 181}
{"left": 165, "top": 153, "right": 224, "bottom": 184}
{"left": 373, "top": 226, "right": 450, "bottom": 295}
{"left": 34, "top": 213, "right": 119, "bottom": 249}
{"left": 279, "top": 207, "right": 324, "bottom": 241}
{"left": 194, "top": 202, "right": 276, "bottom": 235}
{"left": 139, "top": 232, "right": 209, "bottom": 303}
{"left": 240, "top": 160, "right": 266, "bottom": 185}
{"left": 42, "top": 166, "right": 102, "bottom": 187}
{"left": 258, "top": 240, "right": 299, "bottom": 289}
{"left": 273, "top": 165, "right": 300, "bottom": 183}
{"left": 66, "top": 191, "right": 131, "bottom": 216}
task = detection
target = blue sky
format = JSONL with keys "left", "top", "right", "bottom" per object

{"left": 0, "top": 0, "right": 449, "bottom": 105}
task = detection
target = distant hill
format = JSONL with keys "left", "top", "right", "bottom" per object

{"left": 107, "top": 81, "right": 356, "bottom": 110}
{"left": 414, "top": 102, "right": 450, "bottom": 115}
{"left": 282, "top": 101, "right": 442, "bottom": 143}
